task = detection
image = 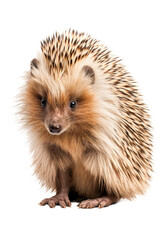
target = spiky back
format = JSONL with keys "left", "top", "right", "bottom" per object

{"left": 40, "top": 29, "right": 112, "bottom": 73}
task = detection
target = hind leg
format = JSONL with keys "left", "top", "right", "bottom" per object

{"left": 78, "top": 195, "right": 118, "bottom": 209}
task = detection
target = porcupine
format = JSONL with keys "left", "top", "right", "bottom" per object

{"left": 19, "top": 30, "right": 152, "bottom": 208}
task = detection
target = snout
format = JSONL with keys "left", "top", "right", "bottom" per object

{"left": 48, "top": 124, "right": 62, "bottom": 134}
{"left": 45, "top": 109, "right": 69, "bottom": 135}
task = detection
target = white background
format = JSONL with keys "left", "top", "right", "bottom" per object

{"left": 0, "top": 0, "right": 160, "bottom": 239}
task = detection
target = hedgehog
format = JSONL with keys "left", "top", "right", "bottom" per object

{"left": 19, "top": 29, "right": 152, "bottom": 208}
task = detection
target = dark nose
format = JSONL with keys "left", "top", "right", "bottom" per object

{"left": 49, "top": 124, "right": 62, "bottom": 134}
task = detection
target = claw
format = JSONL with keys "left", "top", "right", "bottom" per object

{"left": 39, "top": 194, "right": 71, "bottom": 208}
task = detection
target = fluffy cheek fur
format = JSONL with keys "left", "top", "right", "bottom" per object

{"left": 21, "top": 80, "right": 46, "bottom": 132}
{"left": 68, "top": 91, "right": 99, "bottom": 136}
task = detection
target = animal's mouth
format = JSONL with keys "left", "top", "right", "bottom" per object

{"left": 45, "top": 123, "right": 67, "bottom": 136}
{"left": 49, "top": 124, "right": 62, "bottom": 134}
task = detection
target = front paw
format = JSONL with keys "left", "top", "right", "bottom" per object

{"left": 39, "top": 193, "right": 71, "bottom": 208}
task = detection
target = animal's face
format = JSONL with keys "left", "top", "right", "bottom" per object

{"left": 43, "top": 98, "right": 77, "bottom": 135}
{"left": 21, "top": 56, "right": 98, "bottom": 138}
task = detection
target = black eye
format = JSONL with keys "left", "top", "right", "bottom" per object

{"left": 41, "top": 98, "right": 46, "bottom": 107}
{"left": 70, "top": 100, "right": 77, "bottom": 109}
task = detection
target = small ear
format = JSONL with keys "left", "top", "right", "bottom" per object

{"left": 82, "top": 65, "right": 95, "bottom": 84}
{"left": 30, "top": 58, "right": 39, "bottom": 71}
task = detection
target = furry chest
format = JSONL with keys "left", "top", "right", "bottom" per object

{"left": 53, "top": 137, "right": 83, "bottom": 164}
